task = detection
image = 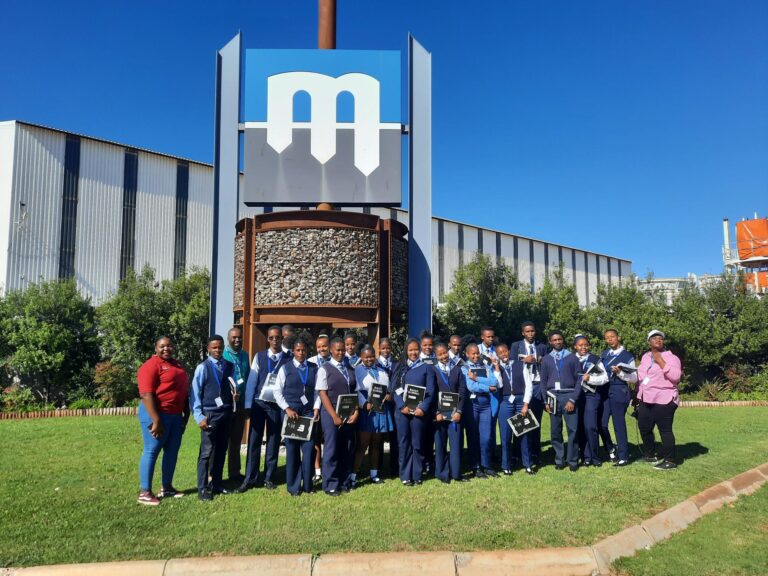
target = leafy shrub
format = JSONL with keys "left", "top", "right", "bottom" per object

{"left": 68, "top": 397, "right": 106, "bottom": 410}
{"left": 699, "top": 378, "right": 732, "bottom": 401}
{"left": 94, "top": 361, "right": 137, "bottom": 407}
{"left": 1, "top": 385, "right": 37, "bottom": 412}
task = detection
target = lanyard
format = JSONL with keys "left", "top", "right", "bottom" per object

{"left": 552, "top": 353, "right": 564, "bottom": 378}
{"left": 267, "top": 354, "right": 281, "bottom": 374}
{"left": 297, "top": 364, "right": 309, "bottom": 387}
{"left": 436, "top": 366, "right": 450, "bottom": 388}
{"left": 603, "top": 351, "right": 620, "bottom": 368}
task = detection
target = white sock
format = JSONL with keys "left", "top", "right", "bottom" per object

{"left": 370, "top": 469, "right": 378, "bottom": 478}
{"left": 315, "top": 468, "right": 321, "bottom": 476}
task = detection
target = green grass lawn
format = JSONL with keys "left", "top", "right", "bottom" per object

{"left": 1, "top": 407, "right": 766, "bottom": 567}
{"left": 614, "top": 483, "right": 768, "bottom": 576}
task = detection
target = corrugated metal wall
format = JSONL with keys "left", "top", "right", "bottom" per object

{"left": 6, "top": 124, "right": 66, "bottom": 291}
{"left": 1, "top": 123, "right": 633, "bottom": 306}
{"left": 74, "top": 138, "right": 124, "bottom": 300}
{"left": 0, "top": 122, "right": 17, "bottom": 292}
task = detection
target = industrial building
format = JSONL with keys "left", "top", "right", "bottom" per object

{"left": 0, "top": 120, "right": 632, "bottom": 307}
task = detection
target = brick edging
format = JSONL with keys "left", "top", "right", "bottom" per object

{"left": 1, "top": 401, "right": 765, "bottom": 421}
{"left": 10, "top": 461, "right": 768, "bottom": 575}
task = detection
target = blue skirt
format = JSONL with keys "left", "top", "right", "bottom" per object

{"left": 358, "top": 405, "right": 394, "bottom": 433}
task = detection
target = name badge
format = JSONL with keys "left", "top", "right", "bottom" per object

{"left": 555, "top": 381, "right": 561, "bottom": 390}
{"left": 470, "top": 393, "right": 477, "bottom": 399}
{"left": 214, "top": 397, "right": 224, "bottom": 407}
{"left": 641, "top": 376, "right": 650, "bottom": 386}
{"left": 237, "top": 378, "right": 244, "bottom": 385}
{"left": 396, "top": 387, "right": 404, "bottom": 396}
{"left": 266, "top": 374, "right": 277, "bottom": 387}
{"left": 509, "top": 396, "right": 515, "bottom": 404}
{"left": 300, "top": 395, "right": 308, "bottom": 405}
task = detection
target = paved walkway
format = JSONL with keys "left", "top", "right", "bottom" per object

{"left": 9, "top": 462, "right": 768, "bottom": 576}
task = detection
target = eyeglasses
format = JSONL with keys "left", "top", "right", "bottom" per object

{"left": 267, "top": 336, "right": 282, "bottom": 341}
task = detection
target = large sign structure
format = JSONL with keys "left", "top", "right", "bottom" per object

{"left": 243, "top": 49, "right": 402, "bottom": 206}
{"left": 211, "top": 34, "right": 432, "bottom": 339}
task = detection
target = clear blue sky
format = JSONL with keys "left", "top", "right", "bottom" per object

{"left": 2, "top": 0, "right": 766, "bottom": 278}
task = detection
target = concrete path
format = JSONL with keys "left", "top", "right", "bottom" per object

{"left": 9, "top": 461, "right": 768, "bottom": 576}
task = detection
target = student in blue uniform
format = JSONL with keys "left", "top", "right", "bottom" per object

{"left": 190, "top": 335, "right": 235, "bottom": 501}
{"left": 478, "top": 326, "right": 497, "bottom": 361}
{"left": 419, "top": 331, "right": 437, "bottom": 474}
{"left": 495, "top": 343, "right": 522, "bottom": 475}
{"left": 390, "top": 338, "right": 435, "bottom": 485}
{"left": 509, "top": 321, "right": 548, "bottom": 466}
{"left": 376, "top": 337, "right": 400, "bottom": 478}
{"left": 351, "top": 345, "right": 392, "bottom": 486}
{"left": 317, "top": 337, "right": 359, "bottom": 496}
{"left": 462, "top": 342, "right": 501, "bottom": 478}
{"left": 432, "top": 342, "right": 468, "bottom": 483}
{"left": 600, "top": 329, "right": 638, "bottom": 466}
{"left": 273, "top": 338, "right": 319, "bottom": 496}
{"left": 344, "top": 333, "right": 360, "bottom": 368}
{"left": 540, "top": 331, "right": 582, "bottom": 471}
{"left": 308, "top": 333, "right": 331, "bottom": 483}
{"left": 238, "top": 326, "right": 290, "bottom": 492}
{"left": 573, "top": 335, "right": 610, "bottom": 467}
{"left": 448, "top": 335, "right": 463, "bottom": 368}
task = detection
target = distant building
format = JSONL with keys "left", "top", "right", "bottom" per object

{"left": 637, "top": 273, "right": 723, "bottom": 305}
{"left": 0, "top": 120, "right": 632, "bottom": 308}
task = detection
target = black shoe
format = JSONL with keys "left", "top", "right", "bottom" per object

{"left": 370, "top": 476, "right": 385, "bottom": 484}
{"left": 439, "top": 478, "right": 451, "bottom": 484}
{"left": 212, "top": 487, "right": 229, "bottom": 495}
{"left": 591, "top": 461, "right": 603, "bottom": 468}
{"left": 402, "top": 480, "right": 413, "bottom": 486}
{"left": 289, "top": 491, "right": 301, "bottom": 497}
{"left": 555, "top": 464, "right": 566, "bottom": 471}
{"left": 474, "top": 469, "right": 488, "bottom": 479}
{"left": 502, "top": 469, "right": 513, "bottom": 476}
{"left": 583, "top": 461, "right": 592, "bottom": 467}
{"left": 234, "top": 482, "right": 256, "bottom": 494}
{"left": 569, "top": 465, "right": 579, "bottom": 472}
{"left": 454, "top": 477, "right": 470, "bottom": 482}
{"left": 413, "top": 479, "right": 423, "bottom": 485}
{"left": 198, "top": 490, "right": 213, "bottom": 501}
{"left": 484, "top": 468, "right": 499, "bottom": 478}
{"left": 325, "top": 490, "right": 341, "bottom": 497}
{"left": 608, "top": 449, "right": 617, "bottom": 462}
{"left": 312, "top": 474, "right": 322, "bottom": 484}
{"left": 264, "top": 481, "right": 277, "bottom": 490}
{"left": 614, "top": 459, "right": 630, "bottom": 467}
{"left": 643, "top": 455, "right": 660, "bottom": 464}
{"left": 525, "top": 467, "right": 536, "bottom": 475}
{"left": 653, "top": 459, "right": 678, "bottom": 470}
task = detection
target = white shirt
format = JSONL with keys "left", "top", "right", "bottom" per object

{"left": 308, "top": 353, "right": 331, "bottom": 367}
{"left": 576, "top": 354, "right": 609, "bottom": 386}
{"left": 315, "top": 358, "right": 349, "bottom": 392}
{"left": 377, "top": 355, "right": 391, "bottom": 369}
{"left": 355, "top": 365, "right": 390, "bottom": 407}
{"left": 244, "top": 349, "right": 284, "bottom": 403}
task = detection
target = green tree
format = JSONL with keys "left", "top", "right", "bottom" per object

{"left": 0, "top": 280, "right": 99, "bottom": 405}
{"left": 534, "top": 269, "right": 593, "bottom": 342}
{"left": 433, "top": 253, "right": 535, "bottom": 343}
{"left": 164, "top": 267, "right": 211, "bottom": 370}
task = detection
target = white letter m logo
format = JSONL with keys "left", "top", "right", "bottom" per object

{"left": 266, "top": 72, "right": 384, "bottom": 176}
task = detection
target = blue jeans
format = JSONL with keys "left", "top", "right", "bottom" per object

{"left": 138, "top": 403, "right": 184, "bottom": 491}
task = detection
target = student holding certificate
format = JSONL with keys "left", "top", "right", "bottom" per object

{"left": 351, "top": 345, "right": 392, "bottom": 486}
{"left": 573, "top": 335, "right": 610, "bottom": 467}
{"left": 600, "top": 329, "right": 638, "bottom": 466}
{"left": 238, "top": 325, "right": 289, "bottom": 492}
{"left": 462, "top": 342, "right": 501, "bottom": 478}
{"left": 540, "top": 331, "right": 582, "bottom": 471}
{"left": 273, "top": 338, "right": 319, "bottom": 496}
{"left": 432, "top": 342, "right": 467, "bottom": 483}
{"left": 390, "top": 338, "right": 435, "bottom": 486}
{"left": 316, "top": 337, "right": 359, "bottom": 496}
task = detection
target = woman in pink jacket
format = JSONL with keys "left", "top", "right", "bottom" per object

{"left": 636, "top": 330, "right": 682, "bottom": 470}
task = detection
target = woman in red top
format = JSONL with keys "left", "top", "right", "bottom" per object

{"left": 136, "top": 336, "right": 190, "bottom": 505}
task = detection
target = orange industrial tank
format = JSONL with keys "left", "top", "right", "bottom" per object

{"left": 735, "top": 218, "right": 768, "bottom": 260}
{"left": 744, "top": 271, "right": 768, "bottom": 292}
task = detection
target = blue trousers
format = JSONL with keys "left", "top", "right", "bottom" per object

{"left": 583, "top": 392, "right": 614, "bottom": 464}
{"left": 498, "top": 397, "right": 516, "bottom": 470}
{"left": 604, "top": 384, "right": 631, "bottom": 461}
{"left": 549, "top": 392, "right": 580, "bottom": 467}
{"left": 138, "top": 403, "right": 184, "bottom": 492}
{"left": 463, "top": 405, "right": 480, "bottom": 470}
{"left": 527, "top": 395, "right": 544, "bottom": 463}
{"left": 243, "top": 400, "right": 282, "bottom": 486}
{"left": 321, "top": 410, "right": 354, "bottom": 492}
{"left": 285, "top": 436, "right": 315, "bottom": 495}
{"left": 394, "top": 410, "right": 427, "bottom": 482}
{"left": 471, "top": 394, "right": 494, "bottom": 470}
{"left": 197, "top": 409, "right": 231, "bottom": 494}
{"left": 434, "top": 418, "right": 463, "bottom": 481}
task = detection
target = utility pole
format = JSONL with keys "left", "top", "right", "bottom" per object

{"left": 318, "top": 0, "right": 336, "bottom": 49}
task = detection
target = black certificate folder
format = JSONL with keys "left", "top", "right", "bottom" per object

{"left": 335, "top": 394, "right": 358, "bottom": 421}
{"left": 282, "top": 416, "right": 314, "bottom": 441}
{"left": 404, "top": 385, "right": 426, "bottom": 412}
{"left": 438, "top": 392, "right": 459, "bottom": 416}
{"left": 369, "top": 383, "right": 388, "bottom": 413}
{"left": 507, "top": 411, "right": 540, "bottom": 437}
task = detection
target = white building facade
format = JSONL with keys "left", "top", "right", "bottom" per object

{"left": 0, "top": 121, "right": 632, "bottom": 306}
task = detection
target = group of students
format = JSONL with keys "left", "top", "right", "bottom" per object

{"left": 136, "top": 321, "right": 682, "bottom": 504}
